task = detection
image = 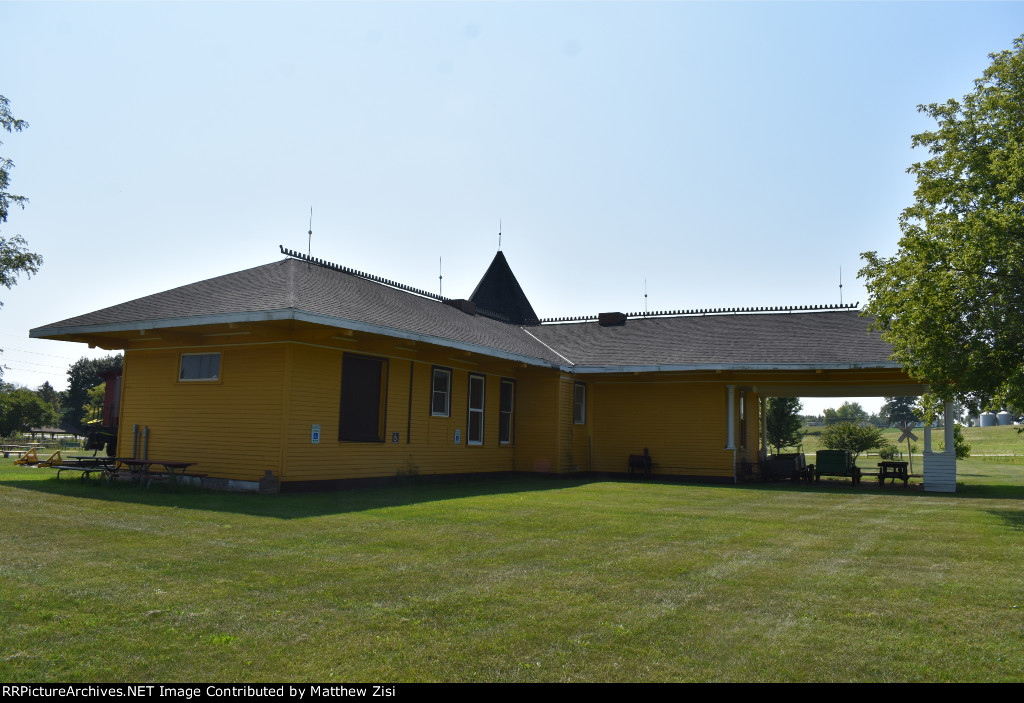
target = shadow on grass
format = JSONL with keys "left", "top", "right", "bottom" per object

{"left": 4, "top": 465, "right": 1023, "bottom": 519}
{"left": 706, "top": 476, "right": 1024, "bottom": 500}
{"left": 987, "top": 508, "right": 1024, "bottom": 530}
{"left": 0, "top": 472, "right": 595, "bottom": 519}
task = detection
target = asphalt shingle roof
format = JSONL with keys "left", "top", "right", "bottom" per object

{"left": 529, "top": 311, "right": 893, "bottom": 368}
{"left": 33, "top": 258, "right": 895, "bottom": 370}
{"left": 32, "top": 259, "right": 566, "bottom": 365}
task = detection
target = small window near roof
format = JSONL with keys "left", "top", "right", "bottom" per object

{"left": 431, "top": 367, "right": 451, "bottom": 417}
{"left": 573, "top": 382, "right": 586, "bottom": 424}
{"left": 179, "top": 353, "right": 220, "bottom": 381}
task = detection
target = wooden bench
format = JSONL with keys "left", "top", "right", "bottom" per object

{"left": 1, "top": 444, "right": 31, "bottom": 459}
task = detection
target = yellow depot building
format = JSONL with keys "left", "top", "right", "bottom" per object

{"left": 32, "top": 247, "right": 956, "bottom": 492}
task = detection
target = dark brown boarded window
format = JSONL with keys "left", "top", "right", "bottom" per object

{"left": 339, "top": 354, "right": 388, "bottom": 442}
{"left": 499, "top": 378, "right": 515, "bottom": 445}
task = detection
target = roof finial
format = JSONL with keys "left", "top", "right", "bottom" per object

{"left": 644, "top": 278, "right": 648, "bottom": 316}
{"left": 439, "top": 256, "right": 443, "bottom": 297}
{"left": 839, "top": 265, "right": 843, "bottom": 306}
{"left": 307, "top": 206, "right": 313, "bottom": 258}
{"left": 498, "top": 219, "right": 502, "bottom": 251}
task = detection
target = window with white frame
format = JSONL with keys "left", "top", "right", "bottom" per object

{"left": 431, "top": 366, "right": 452, "bottom": 417}
{"left": 499, "top": 378, "right": 515, "bottom": 445}
{"left": 573, "top": 382, "right": 586, "bottom": 424}
{"left": 179, "top": 353, "right": 221, "bottom": 381}
{"left": 467, "top": 374, "right": 485, "bottom": 445}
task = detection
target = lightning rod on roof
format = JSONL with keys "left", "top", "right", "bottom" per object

{"left": 644, "top": 278, "right": 648, "bottom": 316}
{"left": 439, "top": 257, "right": 443, "bottom": 297}
{"left": 839, "top": 265, "right": 843, "bottom": 306}
{"left": 498, "top": 219, "right": 502, "bottom": 251}
{"left": 307, "top": 207, "right": 313, "bottom": 258}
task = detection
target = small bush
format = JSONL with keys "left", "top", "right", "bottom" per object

{"left": 878, "top": 444, "right": 900, "bottom": 460}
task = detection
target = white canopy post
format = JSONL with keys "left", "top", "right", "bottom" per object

{"left": 923, "top": 400, "right": 957, "bottom": 493}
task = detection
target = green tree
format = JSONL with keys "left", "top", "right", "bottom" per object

{"left": 36, "top": 381, "right": 60, "bottom": 411}
{"left": 62, "top": 354, "right": 122, "bottom": 430}
{"left": 84, "top": 382, "right": 105, "bottom": 424}
{"left": 765, "top": 397, "right": 804, "bottom": 454}
{"left": 819, "top": 422, "right": 886, "bottom": 462}
{"left": 823, "top": 401, "right": 868, "bottom": 425}
{"left": 0, "top": 384, "right": 59, "bottom": 437}
{"left": 860, "top": 35, "right": 1024, "bottom": 415}
{"left": 937, "top": 424, "right": 973, "bottom": 460}
{"left": 880, "top": 396, "right": 919, "bottom": 427}
{"left": 0, "top": 94, "right": 43, "bottom": 380}
{"left": 0, "top": 95, "right": 42, "bottom": 302}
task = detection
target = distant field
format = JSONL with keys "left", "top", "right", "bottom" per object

{"left": 2, "top": 456, "right": 1023, "bottom": 682}
{"left": 799, "top": 423, "right": 1024, "bottom": 458}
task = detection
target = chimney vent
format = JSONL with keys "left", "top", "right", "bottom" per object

{"left": 445, "top": 299, "right": 476, "bottom": 316}
{"left": 598, "top": 312, "right": 627, "bottom": 327}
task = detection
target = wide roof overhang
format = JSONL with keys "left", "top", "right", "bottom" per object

{"left": 32, "top": 310, "right": 921, "bottom": 391}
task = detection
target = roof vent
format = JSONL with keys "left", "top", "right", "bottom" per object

{"left": 598, "top": 312, "right": 627, "bottom": 327}
{"left": 445, "top": 299, "right": 476, "bottom": 316}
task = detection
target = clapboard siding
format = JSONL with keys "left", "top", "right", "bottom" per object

{"left": 587, "top": 377, "right": 734, "bottom": 477}
{"left": 118, "top": 345, "right": 285, "bottom": 480}
{"left": 556, "top": 377, "right": 576, "bottom": 471}
{"left": 512, "top": 368, "right": 560, "bottom": 473}
{"left": 114, "top": 338, "right": 775, "bottom": 486}
{"left": 282, "top": 344, "right": 524, "bottom": 483}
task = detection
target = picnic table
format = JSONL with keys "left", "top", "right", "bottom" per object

{"left": 112, "top": 457, "right": 203, "bottom": 488}
{"left": 54, "top": 455, "right": 120, "bottom": 481}
{"left": 874, "top": 460, "right": 910, "bottom": 487}
{"left": 0, "top": 444, "right": 31, "bottom": 458}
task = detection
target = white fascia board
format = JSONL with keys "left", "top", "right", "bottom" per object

{"left": 570, "top": 361, "right": 905, "bottom": 374}
{"left": 30, "top": 309, "right": 563, "bottom": 370}
{"left": 291, "top": 311, "right": 561, "bottom": 369}
{"left": 30, "top": 309, "right": 298, "bottom": 338}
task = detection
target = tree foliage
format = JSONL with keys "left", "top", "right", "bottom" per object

{"left": 36, "top": 381, "right": 59, "bottom": 411}
{"left": 765, "top": 397, "right": 804, "bottom": 454}
{"left": 62, "top": 354, "right": 122, "bottom": 430}
{"left": 0, "top": 95, "right": 29, "bottom": 224}
{"left": 860, "top": 36, "right": 1024, "bottom": 415}
{"left": 823, "top": 401, "right": 868, "bottom": 426}
{"left": 880, "top": 396, "right": 919, "bottom": 426}
{"left": 0, "top": 95, "right": 41, "bottom": 303}
{"left": 819, "top": 422, "right": 886, "bottom": 461}
{"left": 0, "top": 383, "right": 59, "bottom": 437}
{"left": 952, "top": 424, "right": 972, "bottom": 460}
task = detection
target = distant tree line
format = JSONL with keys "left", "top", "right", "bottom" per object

{"left": 800, "top": 397, "right": 922, "bottom": 428}
{"left": 0, "top": 353, "right": 122, "bottom": 437}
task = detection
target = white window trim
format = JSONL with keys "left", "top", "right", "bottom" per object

{"left": 573, "top": 382, "right": 586, "bottom": 424}
{"left": 431, "top": 367, "right": 452, "bottom": 417}
{"left": 467, "top": 373, "right": 485, "bottom": 446}
{"left": 499, "top": 378, "right": 515, "bottom": 445}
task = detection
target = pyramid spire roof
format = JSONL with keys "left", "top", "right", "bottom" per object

{"left": 468, "top": 251, "right": 540, "bottom": 325}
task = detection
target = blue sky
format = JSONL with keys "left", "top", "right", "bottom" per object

{"left": 2, "top": 1, "right": 1022, "bottom": 414}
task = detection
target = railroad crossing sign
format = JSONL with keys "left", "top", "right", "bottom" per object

{"left": 897, "top": 422, "right": 918, "bottom": 444}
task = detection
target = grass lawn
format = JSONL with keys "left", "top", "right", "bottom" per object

{"left": 2, "top": 457, "right": 1023, "bottom": 682}
{"left": 800, "top": 423, "right": 1024, "bottom": 458}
